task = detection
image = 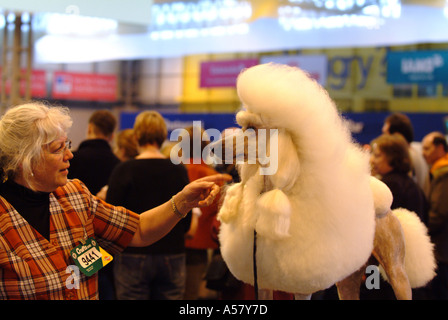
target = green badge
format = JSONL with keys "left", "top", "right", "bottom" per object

{"left": 70, "top": 238, "right": 113, "bottom": 276}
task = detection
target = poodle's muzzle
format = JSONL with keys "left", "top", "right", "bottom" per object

{"left": 209, "top": 128, "right": 278, "bottom": 175}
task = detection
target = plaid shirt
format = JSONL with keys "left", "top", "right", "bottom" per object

{"left": 0, "top": 179, "right": 139, "bottom": 300}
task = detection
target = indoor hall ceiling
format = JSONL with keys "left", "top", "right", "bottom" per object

{"left": 0, "top": 0, "right": 447, "bottom": 26}
{"left": 1, "top": 1, "right": 447, "bottom": 62}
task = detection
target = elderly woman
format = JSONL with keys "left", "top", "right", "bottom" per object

{"left": 0, "top": 102, "right": 230, "bottom": 300}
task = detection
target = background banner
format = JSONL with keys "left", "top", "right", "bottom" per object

{"left": 387, "top": 50, "right": 448, "bottom": 84}
{"left": 260, "top": 54, "right": 328, "bottom": 85}
{"left": 120, "top": 111, "right": 448, "bottom": 145}
{"left": 200, "top": 59, "right": 259, "bottom": 88}
{"left": 52, "top": 71, "right": 117, "bottom": 101}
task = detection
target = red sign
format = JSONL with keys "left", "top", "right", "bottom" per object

{"left": 52, "top": 71, "right": 117, "bottom": 101}
{"left": 0, "top": 68, "right": 47, "bottom": 98}
{"left": 200, "top": 59, "right": 259, "bottom": 88}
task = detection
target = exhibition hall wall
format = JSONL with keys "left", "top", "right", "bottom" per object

{"left": 7, "top": 41, "right": 447, "bottom": 148}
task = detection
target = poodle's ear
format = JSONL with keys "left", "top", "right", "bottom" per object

{"left": 254, "top": 130, "right": 299, "bottom": 240}
{"left": 255, "top": 189, "right": 291, "bottom": 240}
{"left": 268, "top": 129, "right": 300, "bottom": 191}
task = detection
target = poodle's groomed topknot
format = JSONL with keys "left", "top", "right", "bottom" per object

{"left": 236, "top": 63, "right": 351, "bottom": 165}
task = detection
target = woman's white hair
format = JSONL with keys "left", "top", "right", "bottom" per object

{"left": 0, "top": 101, "right": 72, "bottom": 188}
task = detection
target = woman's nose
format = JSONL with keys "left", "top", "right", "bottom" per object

{"left": 64, "top": 148, "right": 74, "bottom": 161}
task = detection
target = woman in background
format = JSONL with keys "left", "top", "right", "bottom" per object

{"left": 107, "top": 111, "right": 191, "bottom": 300}
{"left": 370, "top": 133, "right": 428, "bottom": 223}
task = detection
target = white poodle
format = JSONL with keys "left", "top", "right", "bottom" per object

{"left": 216, "top": 63, "right": 436, "bottom": 299}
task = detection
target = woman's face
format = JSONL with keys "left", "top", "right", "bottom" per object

{"left": 31, "top": 136, "right": 73, "bottom": 192}
{"left": 370, "top": 143, "right": 393, "bottom": 176}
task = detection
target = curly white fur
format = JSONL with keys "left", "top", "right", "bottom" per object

{"left": 218, "top": 63, "right": 376, "bottom": 294}
{"left": 218, "top": 63, "right": 435, "bottom": 295}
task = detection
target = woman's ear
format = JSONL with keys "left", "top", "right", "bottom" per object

{"left": 86, "top": 123, "right": 94, "bottom": 138}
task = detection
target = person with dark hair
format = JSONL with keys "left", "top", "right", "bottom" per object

{"left": 68, "top": 110, "right": 120, "bottom": 195}
{"left": 422, "top": 131, "right": 448, "bottom": 299}
{"left": 383, "top": 113, "right": 414, "bottom": 143}
{"left": 382, "top": 113, "right": 430, "bottom": 195}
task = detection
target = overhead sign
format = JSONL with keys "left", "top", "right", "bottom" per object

{"left": 200, "top": 59, "right": 259, "bottom": 88}
{"left": 0, "top": 0, "right": 153, "bottom": 25}
{"left": 260, "top": 54, "right": 328, "bottom": 85}
{"left": 52, "top": 71, "right": 117, "bottom": 101}
{"left": 387, "top": 50, "right": 448, "bottom": 83}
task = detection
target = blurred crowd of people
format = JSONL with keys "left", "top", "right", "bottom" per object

{"left": 1, "top": 103, "right": 446, "bottom": 300}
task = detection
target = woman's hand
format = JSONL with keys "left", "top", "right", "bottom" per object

{"left": 174, "top": 174, "right": 232, "bottom": 215}
{"left": 129, "top": 173, "right": 232, "bottom": 247}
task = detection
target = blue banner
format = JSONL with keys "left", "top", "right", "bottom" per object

{"left": 387, "top": 50, "right": 448, "bottom": 84}
{"left": 120, "top": 111, "right": 447, "bottom": 145}
{"left": 120, "top": 111, "right": 238, "bottom": 137}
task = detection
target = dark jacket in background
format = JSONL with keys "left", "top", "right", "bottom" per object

{"left": 381, "top": 170, "right": 429, "bottom": 225}
{"left": 68, "top": 139, "right": 120, "bottom": 195}
{"left": 427, "top": 165, "right": 448, "bottom": 264}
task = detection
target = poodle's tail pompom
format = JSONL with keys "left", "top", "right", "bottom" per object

{"left": 392, "top": 208, "right": 436, "bottom": 288}
{"left": 218, "top": 183, "right": 244, "bottom": 223}
{"left": 379, "top": 208, "right": 436, "bottom": 288}
{"left": 255, "top": 189, "right": 291, "bottom": 240}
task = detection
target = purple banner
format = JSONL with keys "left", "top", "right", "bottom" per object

{"left": 200, "top": 59, "right": 259, "bottom": 88}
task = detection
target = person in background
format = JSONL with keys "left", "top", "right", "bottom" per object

{"left": 370, "top": 133, "right": 428, "bottom": 223}
{"left": 67, "top": 109, "right": 121, "bottom": 299}
{"left": 106, "top": 111, "right": 193, "bottom": 300}
{"left": 0, "top": 102, "right": 230, "bottom": 300}
{"left": 181, "top": 125, "right": 222, "bottom": 300}
{"left": 422, "top": 131, "right": 448, "bottom": 299}
{"left": 366, "top": 133, "right": 429, "bottom": 300}
{"left": 96, "top": 129, "right": 139, "bottom": 200}
{"left": 68, "top": 109, "right": 120, "bottom": 195}
{"left": 382, "top": 113, "right": 430, "bottom": 196}
{"left": 94, "top": 128, "right": 139, "bottom": 298}
{"left": 113, "top": 128, "right": 139, "bottom": 162}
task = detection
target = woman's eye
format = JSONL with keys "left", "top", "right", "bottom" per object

{"left": 51, "top": 143, "right": 64, "bottom": 153}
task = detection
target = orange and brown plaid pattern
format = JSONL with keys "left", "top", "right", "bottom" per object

{"left": 0, "top": 179, "right": 139, "bottom": 300}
